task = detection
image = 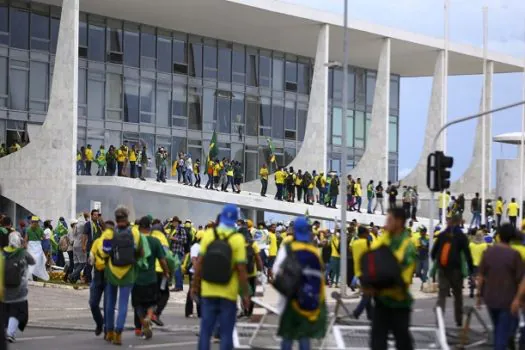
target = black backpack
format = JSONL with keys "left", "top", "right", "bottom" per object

{"left": 360, "top": 245, "right": 404, "bottom": 290}
{"left": 272, "top": 244, "right": 303, "bottom": 298}
{"left": 202, "top": 229, "right": 236, "bottom": 284}
{"left": 111, "top": 227, "right": 136, "bottom": 267}
{"left": 4, "top": 253, "right": 23, "bottom": 287}
{"left": 286, "top": 173, "right": 294, "bottom": 186}
{"left": 246, "top": 243, "right": 255, "bottom": 274}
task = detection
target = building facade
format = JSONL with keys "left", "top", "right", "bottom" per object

{"left": 0, "top": 0, "right": 400, "bottom": 184}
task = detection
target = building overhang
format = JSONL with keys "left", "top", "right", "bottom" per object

{"left": 493, "top": 132, "right": 525, "bottom": 145}
{"left": 39, "top": 0, "right": 524, "bottom": 77}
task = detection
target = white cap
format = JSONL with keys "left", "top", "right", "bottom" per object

{"left": 70, "top": 218, "right": 78, "bottom": 225}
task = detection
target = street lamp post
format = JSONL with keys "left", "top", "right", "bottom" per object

{"left": 339, "top": 0, "right": 349, "bottom": 297}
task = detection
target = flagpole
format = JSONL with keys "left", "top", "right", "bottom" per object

{"left": 440, "top": 0, "right": 449, "bottom": 225}
{"left": 520, "top": 21, "right": 525, "bottom": 220}
{"left": 339, "top": 0, "right": 349, "bottom": 297}
{"left": 481, "top": 6, "right": 488, "bottom": 226}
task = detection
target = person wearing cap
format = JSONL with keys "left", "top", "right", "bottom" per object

{"left": 414, "top": 226, "right": 430, "bottom": 291}
{"left": 98, "top": 207, "right": 142, "bottom": 345}
{"left": 25, "top": 217, "right": 49, "bottom": 281}
{"left": 192, "top": 204, "right": 249, "bottom": 350}
{"left": 273, "top": 216, "right": 327, "bottom": 350}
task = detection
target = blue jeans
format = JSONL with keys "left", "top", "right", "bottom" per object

{"left": 417, "top": 258, "right": 429, "bottom": 283}
{"left": 174, "top": 252, "right": 184, "bottom": 289}
{"left": 367, "top": 197, "right": 373, "bottom": 213}
{"left": 77, "top": 160, "right": 85, "bottom": 175}
{"left": 488, "top": 308, "right": 517, "bottom": 350}
{"left": 185, "top": 168, "right": 193, "bottom": 184}
{"left": 227, "top": 176, "right": 234, "bottom": 191}
{"left": 104, "top": 284, "right": 132, "bottom": 333}
{"left": 331, "top": 195, "right": 338, "bottom": 208}
{"left": 89, "top": 270, "right": 106, "bottom": 329}
{"left": 470, "top": 211, "right": 481, "bottom": 228}
{"left": 281, "top": 338, "right": 310, "bottom": 350}
{"left": 276, "top": 184, "right": 284, "bottom": 200}
{"left": 198, "top": 297, "right": 237, "bottom": 350}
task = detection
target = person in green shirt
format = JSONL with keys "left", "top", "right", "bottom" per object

{"left": 0, "top": 216, "right": 14, "bottom": 250}
{"left": 367, "top": 180, "right": 375, "bottom": 214}
{"left": 26, "top": 218, "right": 44, "bottom": 243}
{"left": 132, "top": 216, "right": 170, "bottom": 340}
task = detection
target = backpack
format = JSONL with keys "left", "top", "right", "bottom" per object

{"left": 316, "top": 176, "right": 323, "bottom": 189}
{"left": 59, "top": 235, "right": 70, "bottom": 252}
{"left": 202, "top": 229, "right": 236, "bottom": 284}
{"left": 438, "top": 232, "right": 455, "bottom": 268}
{"left": 110, "top": 227, "right": 136, "bottom": 267}
{"left": 4, "top": 253, "right": 23, "bottom": 287}
{"left": 246, "top": 243, "right": 255, "bottom": 274}
{"left": 286, "top": 173, "right": 294, "bottom": 186}
{"left": 359, "top": 238, "right": 410, "bottom": 290}
{"left": 272, "top": 244, "right": 303, "bottom": 298}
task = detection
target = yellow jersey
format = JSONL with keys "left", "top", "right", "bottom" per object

{"left": 268, "top": 232, "right": 278, "bottom": 257}
{"left": 330, "top": 236, "right": 340, "bottom": 258}
{"left": 129, "top": 149, "right": 137, "bottom": 162}
{"left": 248, "top": 242, "right": 261, "bottom": 277}
{"left": 495, "top": 200, "right": 504, "bottom": 215}
{"left": 213, "top": 163, "right": 221, "bottom": 177}
{"left": 354, "top": 183, "right": 362, "bottom": 197}
{"left": 295, "top": 176, "right": 303, "bottom": 186}
{"left": 438, "top": 193, "right": 450, "bottom": 209}
{"left": 90, "top": 238, "right": 105, "bottom": 271}
{"left": 259, "top": 167, "right": 269, "bottom": 180}
{"left": 200, "top": 227, "right": 246, "bottom": 302}
{"left": 85, "top": 148, "right": 94, "bottom": 161}
{"left": 275, "top": 170, "right": 286, "bottom": 185}
{"left": 508, "top": 202, "right": 519, "bottom": 217}
{"left": 352, "top": 238, "right": 369, "bottom": 277}
{"left": 117, "top": 149, "right": 127, "bottom": 162}
{"left": 469, "top": 242, "right": 488, "bottom": 267}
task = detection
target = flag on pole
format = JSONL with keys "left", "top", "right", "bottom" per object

{"left": 266, "top": 138, "right": 276, "bottom": 164}
{"left": 208, "top": 130, "right": 218, "bottom": 162}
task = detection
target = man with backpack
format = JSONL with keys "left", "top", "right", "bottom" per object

{"left": 99, "top": 207, "right": 142, "bottom": 345}
{"left": 240, "top": 227, "right": 263, "bottom": 318}
{"left": 272, "top": 216, "right": 327, "bottom": 350}
{"left": 360, "top": 208, "right": 416, "bottom": 350}
{"left": 431, "top": 214, "right": 473, "bottom": 327}
{"left": 286, "top": 167, "right": 295, "bottom": 202}
{"left": 191, "top": 204, "right": 250, "bottom": 350}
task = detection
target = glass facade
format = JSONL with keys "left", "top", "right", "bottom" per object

{"left": 0, "top": 0, "right": 400, "bottom": 182}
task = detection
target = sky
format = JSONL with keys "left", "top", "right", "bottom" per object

{"left": 288, "top": 0, "right": 525, "bottom": 187}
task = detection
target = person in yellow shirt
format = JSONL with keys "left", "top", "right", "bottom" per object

{"left": 242, "top": 228, "right": 263, "bottom": 317}
{"left": 116, "top": 145, "right": 128, "bottom": 177}
{"left": 294, "top": 170, "right": 303, "bottom": 203}
{"left": 437, "top": 191, "right": 450, "bottom": 223}
{"left": 329, "top": 230, "right": 341, "bottom": 287}
{"left": 191, "top": 204, "right": 249, "bottom": 349}
{"left": 274, "top": 166, "right": 286, "bottom": 201}
{"left": 354, "top": 178, "right": 363, "bottom": 213}
{"left": 88, "top": 226, "right": 109, "bottom": 338}
{"left": 507, "top": 198, "right": 520, "bottom": 229}
{"left": 205, "top": 159, "right": 215, "bottom": 189}
{"left": 85, "top": 144, "right": 94, "bottom": 175}
{"left": 267, "top": 224, "right": 278, "bottom": 280}
{"left": 351, "top": 226, "right": 372, "bottom": 320}
{"left": 495, "top": 196, "right": 504, "bottom": 228}
{"left": 213, "top": 160, "right": 222, "bottom": 190}
{"left": 468, "top": 231, "right": 488, "bottom": 298}
{"left": 259, "top": 164, "right": 269, "bottom": 197}
{"left": 129, "top": 145, "right": 137, "bottom": 179}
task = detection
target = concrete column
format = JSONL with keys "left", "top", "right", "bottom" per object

{"left": 450, "top": 61, "right": 493, "bottom": 194}
{"left": 401, "top": 51, "right": 444, "bottom": 188}
{"left": 350, "top": 38, "right": 391, "bottom": 185}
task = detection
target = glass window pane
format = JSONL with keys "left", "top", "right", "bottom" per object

{"left": 140, "top": 79, "right": 155, "bottom": 123}
{"left": 141, "top": 29, "right": 156, "bottom": 70}
{"left": 108, "top": 27, "right": 122, "bottom": 53}
{"left": 245, "top": 97, "right": 258, "bottom": 136}
{"left": 203, "top": 44, "right": 217, "bottom": 80}
{"left": 390, "top": 78, "right": 399, "bottom": 111}
{"left": 88, "top": 74, "right": 104, "bottom": 119}
{"left": 355, "top": 69, "right": 366, "bottom": 107}
{"left": 333, "top": 69, "right": 343, "bottom": 101}
{"left": 189, "top": 43, "right": 202, "bottom": 78}
{"left": 272, "top": 58, "right": 284, "bottom": 91}
{"left": 348, "top": 70, "right": 355, "bottom": 104}
{"left": 366, "top": 72, "right": 376, "bottom": 107}
{"left": 106, "top": 73, "right": 122, "bottom": 110}
{"left": 172, "top": 84, "right": 187, "bottom": 118}
{"left": 297, "top": 62, "right": 309, "bottom": 94}
{"left": 78, "top": 68, "right": 87, "bottom": 105}
{"left": 31, "top": 13, "right": 49, "bottom": 40}
{"left": 284, "top": 147, "right": 296, "bottom": 165}
{"left": 9, "top": 68, "right": 28, "bottom": 110}
{"left": 285, "top": 101, "right": 295, "bottom": 130}
{"left": 271, "top": 99, "right": 284, "bottom": 139}
{"left": 285, "top": 60, "right": 297, "bottom": 82}
{"left": 50, "top": 17, "right": 59, "bottom": 54}
{"left": 10, "top": 9, "right": 29, "bottom": 50}
{"left": 88, "top": 23, "right": 105, "bottom": 62}
{"left": 332, "top": 107, "right": 342, "bottom": 145}
{"left": 124, "top": 29, "right": 139, "bottom": 67}
{"left": 389, "top": 121, "right": 398, "bottom": 152}
{"left": 246, "top": 52, "right": 258, "bottom": 87}
{"left": 202, "top": 88, "right": 216, "bottom": 132}
{"left": 259, "top": 54, "right": 271, "bottom": 88}
{"left": 259, "top": 97, "right": 271, "bottom": 127}
{"left": 245, "top": 152, "right": 258, "bottom": 182}
{"left": 124, "top": 78, "right": 139, "bottom": 123}
{"left": 218, "top": 46, "right": 231, "bottom": 82}
{"left": 297, "top": 106, "right": 307, "bottom": 142}
{"left": 188, "top": 88, "right": 202, "bottom": 130}
{"left": 157, "top": 36, "right": 171, "bottom": 73}
{"left": 346, "top": 110, "right": 354, "bottom": 147}
{"left": 171, "top": 136, "right": 187, "bottom": 158}
{"left": 0, "top": 4, "right": 7, "bottom": 33}
{"left": 156, "top": 83, "right": 170, "bottom": 127}
{"left": 217, "top": 97, "right": 230, "bottom": 133}
{"left": 231, "top": 92, "right": 244, "bottom": 135}
{"left": 173, "top": 38, "right": 187, "bottom": 74}
{"left": 0, "top": 57, "right": 7, "bottom": 96}
{"left": 79, "top": 20, "right": 87, "bottom": 47}
{"left": 355, "top": 111, "right": 365, "bottom": 139}
{"left": 30, "top": 61, "right": 48, "bottom": 101}
{"left": 232, "top": 48, "right": 245, "bottom": 84}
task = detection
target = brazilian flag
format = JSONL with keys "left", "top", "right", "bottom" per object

{"left": 208, "top": 130, "right": 218, "bottom": 162}
{"left": 266, "top": 138, "right": 276, "bottom": 164}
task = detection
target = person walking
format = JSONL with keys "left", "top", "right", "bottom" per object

{"left": 495, "top": 196, "right": 504, "bottom": 228}
{"left": 168, "top": 217, "right": 187, "bottom": 292}
{"left": 194, "top": 159, "right": 201, "bottom": 187}
{"left": 3, "top": 232, "right": 35, "bottom": 343}
{"left": 70, "top": 216, "right": 87, "bottom": 283}
{"left": 415, "top": 227, "right": 430, "bottom": 290}
{"left": 478, "top": 224, "right": 524, "bottom": 350}
{"left": 129, "top": 145, "right": 138, "bottom": 179}
{"left": 364, "top": 208, "right": 416, "bottom": 350}
{"left": 329, "top": 175, "right": 339, "bottom": 208}
{"left": 374, "top": 181, "right": 385, "bottom": 215}
{"left": 274, "top": 166, "right": 286, "bottom": 201}
{"left": 273, "top": 216, "right": 327, "bottom": 350}
{"left": 63, "top": 218, "right": 77, "bottom": 282}
{"left": 99, "top": 207, "right": 142, "bottom": 345}
{"left": 468, "top": 230, "right": 488, "bottom": 298}
{"left": 351, "top": 226, "right": 372, "bottom": 320}
{"left": 411, "top": 187, "right": 419, "bottom": 222}
{"left": 96, "top": 145, "right": 107, "bottom": 176}
{"left": 116, "top": 145, "right": 128, "bottom": 177}
{"left": 185, "top": 153, "right": 193, "bottom": 185}
{"left": 139, "top": 146, "right": 148, "bottom": 180}
{"left": 88, "top": 223, "right": 109, "bottom": 337}
{"left": 106, "top": 145, "right": 117, "bottom": 176}
{"left": 431, "top": 214, "right": 473, "bottom": 327}
{"left": 508, "top": 198, "right": 520, "bottom": 229}
{"left": 155, "top": 147, "right": 167, "bottom": 183}
{"left": 191, "top": 204, "right": 250, "bottom": 350}
{"left": 85, "top": 144, "right": 94, "bottom": 175}
{"left": 401, "top": 186, "right": 412, "bottom": 220}
{"left": 366, "top": 180, "right": 375, "bottom": 214}
{"left": 82, "top": 209, "right": 103, "bottom": 285}
{"left": 470, "top": 193, "right": 481, "bottom": 229}
{"left": 77, "top": 148, "right": 85, "bottom": 175}
{"left": 184, "top": 231, "right": 202, "bottom": 318}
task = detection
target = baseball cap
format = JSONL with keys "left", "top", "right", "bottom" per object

{"left": 31, "top": 216, "right": 40, "bottom": 222}
{"left": 219, "top": 204, "right": 239, "bottom": 228}
{"left": 293, "top": 216, "right": 310, "bottom": 242}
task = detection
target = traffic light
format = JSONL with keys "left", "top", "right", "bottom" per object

{"left": 427, "top": 151, "right": 454, "bottom": 192}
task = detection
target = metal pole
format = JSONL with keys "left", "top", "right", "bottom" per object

{"left": 441, "top": 0, "right": 449, "bottom": 225}
{"left": 520, "top": 33, "right": 525, "bottom": 219}
{"left": 481, "top": 6, "right": 488, "bottom": 226}
{"left": 339, "top": 0, "right": 349, "bottom": 297}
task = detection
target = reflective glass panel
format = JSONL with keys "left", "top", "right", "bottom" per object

{"left": 217, "top": 96, "right": 230, "bottom": 133}
{"left": 79, "top": 20, "right": 87, "bottom": 47}
{"left": 259, "top": 97, "right": 270, "bottom": 127}
{"left": 332, "top": 107, "right": 342, "bottom": 145}
{"left": 157, "top": 36, "right": 171, "bottom": 73}
{"left": 88, "top": 73, "right": 104, "bottom": 119}
{"left": 218, "top": 46, "right": 231, "bottom": 82}
{"left": 106, "top": 73, "right": 122, "bottom": 110}
{"left": 390, "top": 78, "right": 399, "bottom": 111}
{"left": 271, "top": 100, "right": 284, "bottom": 139}
{"left": 88, "top": 23, "right": 105, "bottom": 62}
{"left": 285, "top": 60, "right": 297, "bottom": 82}
{"left": 203, "top": 44, "right": 217, "bottom": 80}
{"left": 188, "top": 88, "right": 202, "bottom": 130}
{"left": 297, "top": 62, "right": 309, "bottom": 94}
{"left": 9, "top": 68, "right": 28, "bottom": 110}
{"left": 0, "top": 57, "right": 7, "bottom": 96}
{"left": 10, "top": 9, "right": 29, "bottom": 50}
{"left": 50, "top": 17, "right": 59, "bottom": 53}
{"left": 30, "top": 61, "right": 48, "bottom": 101}
{"left": 272, "top": 58, "right": 283, "bottom": 91}
{"left": 245, "top": 96, "right": 258, "bottom": 136}
{"left": 189, "top": 43, "right": 202, "bottom": 78}
{"left": 123, "top": 29, "right": 139, "bottom": 67}
{"left": 333, "top": 69, "right": 343, "bottom": 101}
{"left": 355, "top": 69, "right": 366, "bottom": 107}
{"left": 366, "top": 72, "right": 376, "bottom": 107}
{"left": 246, "top": 52, "right": 258, "bottom": 86}
{"left": 141, "top": 30, "right": 156, "bottom": 70}
{"left": 231, "top": 93, "right": 244, "bottom": 124}
{"left": 172, "top": 136, "right": 187, "bottom": 157}
{"left": 31, "top": 13, "right": 49, "bottom": 47}
{"left": 389, "top": 121, "right": 398, "bottom": 152}
{"left": 124, "top": 78, "right": 139, "bottom": 123}
{"left": 172, "top": 84, "right": 187, "bottom": 118}
{"left": 297, "top": 107, "right": 307, "bottom": 141}
{"left": 78, "top": 68, "right": 87, "bottom": 105}
{"left": 0, "top": 4, "right": 7, "bottom": 33}
{"left": 259, "top": 54, "right": 271, "bottom": 88}
{"left": 284, "top": 101, "right": 295, "bottom": 130}
{"left": 173, "top": 39, "right": 188, "bottom": 74}
{"left": 156, "top": 83, "right": 170, "bottom": 127}
{"left": 140, "top": 79, "right": 155, "bottom": 123}
{"left": 202, "top": 88, "right": 216, "bottom": 131}
{"left": 346, "top": 110, "right": 354, "bottom": 147}
{"left": 108, "top": 27, "right": 123, "bottom": 53}
{"left": 232, "top": 48, "right": 245, "bottom": 84}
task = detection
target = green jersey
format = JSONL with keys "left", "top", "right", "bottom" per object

{"left": 26, "top": 227, "right": 44, "bottom": 241}
{"left": 135, "top": 236, "right": 165, "bottom": 286}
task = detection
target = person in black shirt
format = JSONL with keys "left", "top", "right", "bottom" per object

{"left": 470, "top": 192, "right": 481, "bottom": 229}
{"left": 387, "top": 182, "right": 398, "bottom": 209}
{"left": 374, "top": 181, "right": 385, "bottom": 215}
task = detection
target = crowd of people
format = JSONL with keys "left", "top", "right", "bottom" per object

{"left": 1, "top": 199, "right": 525, "bottom": 349}
{"left": 0, "top": 140, "right": 23, "bottom": 158}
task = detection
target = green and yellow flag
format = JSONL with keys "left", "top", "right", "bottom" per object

{"left": 266, "top": 138, "right": 276, "bottom": 164}
{"left": 208, "top": 130, "right": 218, "bottom": 162}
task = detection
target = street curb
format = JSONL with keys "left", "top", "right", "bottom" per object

{"left": 28, "top": 280, "right": 89, "bottom": 290}
{"left": 28, "top": 323, "right": 200, "bottom": 334}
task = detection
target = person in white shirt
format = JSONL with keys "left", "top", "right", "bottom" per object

{"left": 185, "top": 235, "right": 201, "bottom": 318}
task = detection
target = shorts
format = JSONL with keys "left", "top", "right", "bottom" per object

{"left": 132, "top": 283, "right": 159, "bottom": 308}
{"left": 267, "top": 256, "right": 276, "bottom": 269}
{"left": 234, "top": 178, "right": 242, "bottom": 185}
